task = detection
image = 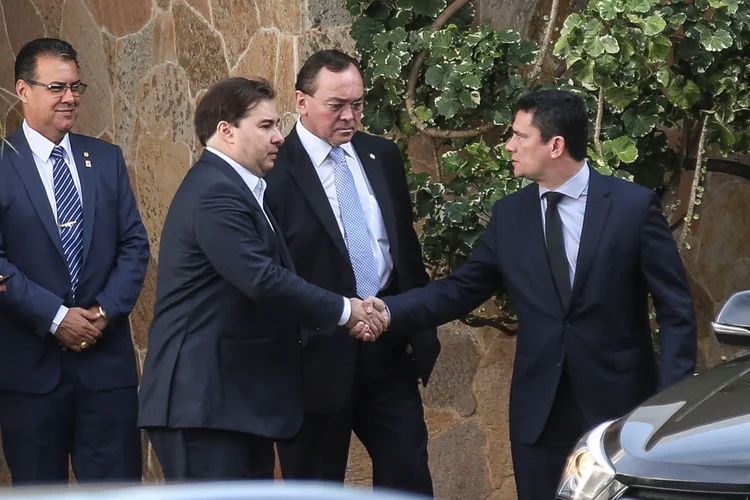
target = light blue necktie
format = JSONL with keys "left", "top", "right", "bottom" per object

{"left": 51, "top": 146, "right": 83, "bottom": 297}
{"left": 329, "top": 147, "right": 380, "bottom": 299}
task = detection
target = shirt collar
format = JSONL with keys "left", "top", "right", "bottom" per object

{"left": 22, "top": 120, "right": 73, "bottom": 164}
{"left": 205, "top": 146, "right": 263, "bottom": 198}
{"left": 538, "top": 161, "right": 590, "bottom": 200}
{"left": 296, "top": 118, "right": 357, "bottom": 167}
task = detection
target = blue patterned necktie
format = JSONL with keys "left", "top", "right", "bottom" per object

{"left": 51, "top": 146, "right": 83, "bottom": 297}
{"left": 329, "top": 147, "right": 380, "bottom": 299}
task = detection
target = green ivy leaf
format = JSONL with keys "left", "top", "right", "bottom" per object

{"left": 648, "top": 36, "right": 672, "bottom": 61}
{"left": 643, "top": 15, "right": 667, "bottom": 36}
{"left": 605, "top": 86, "right": 640, "bottom": 111}
{"left": 709, "top": 0, "right": 740, "bottom": 14}
{"left": 496, "top": 30, "right": 522, "bottom": 44}
{"left": 600, "top": 35, "right": 620, "bottom": 54}
{"left": 362, "top": 102, "right": 395, "bottom": 135}
{"left": 403, "top": 0, "right": 446, "bottom": 17}
{"left": 435, "top": 95, "right": 461, "bottom": 118}
{"left": 571, "top": 59, "right": 596, "bottom": 89}
{"left": 415, "top": 105, "right": 434, "bottom": 123}
{"left": 603, "top": 136, "right": 639, "bottom": 163}
{"left": 665, "top": 77, "right": 701, "bottom": 109}
{"left": 622, "top": 109, "right": 659, "bottom": 136}
{"left": 349, "top": 17, "right": 382, "bottom": 44}
{"left": 461, "top": 74, "right": 482, "bottom": 89}
{"left": 627, "top": 0, "right": 651, "bottom": 13}
{"left": 561, "top": 13, "right": 583, "bottom": 36}
{"left": 700, "top": 28, "right": 733, "bottom": 51}
{"left": 425, "top": 65, "right": 445, "bottom": 88}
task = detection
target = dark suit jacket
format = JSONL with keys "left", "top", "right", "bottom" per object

{"left": 0, "top": 128, "right": 149, "bottom": 393}
{"left": 265, "top": 127, "right": 440, "bottom": 413}
{"left": 138, "top": 150, "right": 346, "bottom": 440}
{"left": 385, "top": 167, "right": 697, "bottom": 445}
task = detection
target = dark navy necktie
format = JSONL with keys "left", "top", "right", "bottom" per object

{"left": 51, "top": 146, "right": 83, "bottom": 297}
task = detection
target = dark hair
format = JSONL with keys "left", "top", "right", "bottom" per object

{"left": 15, "top": 38, "right": 78, "bottom": 82}
{"left": 515, "top": 90, "right": 589, "bottom": 162}
{"left": 295, "top": 49, "right": 360, "bottom": 95}
{"left": 195, "top": 77, "right": 275, "bottom": 147}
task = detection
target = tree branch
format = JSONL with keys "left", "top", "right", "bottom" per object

{"left": 528, "top": 0, "right": 562, "bottom": 83}
{"left": 594, "top": 87, "right": 604, "bottom": 157}
{"left": 459, "top": 313, "right": 518, "bottom": 335}
{"left": 677, "top": 114, "right": 709, "bottom": 249}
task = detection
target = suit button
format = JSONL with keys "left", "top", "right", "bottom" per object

{"left": 564, "top": 322, "right": 571, "bottom": 328}
{"left": 557, "top": 362, "right": 562, "bottom": 367}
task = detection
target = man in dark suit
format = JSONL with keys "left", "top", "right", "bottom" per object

{"left": 138, "top": 77, "right": 386, "bottom": 481}
{"left": 364, "top": 90, "right": 697, "bottom": 500}
{"left": 0, "top": 38, "right": 149, "bottom": 484}
{"left": 265, "top": 50, "right": 439, "bottom": 496}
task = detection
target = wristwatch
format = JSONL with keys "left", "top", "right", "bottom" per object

{"left": 98, "top": 304, "right": 107, "bottom": 320}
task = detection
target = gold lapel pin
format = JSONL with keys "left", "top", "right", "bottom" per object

{"left": 369, "top": 153, "right": 376, "bottom": 160}
{"left": 83, "top": 152, "right": 90, "bottom": 157}
{"left": 85, "top": 160, "right": 92, "bottom": 168}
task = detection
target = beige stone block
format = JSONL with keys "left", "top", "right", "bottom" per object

{"left": 297, "top": 26, "right": 357, "bottom": 66}
{"left": 278, "top": 111, "right": 297, "bottom": 137}
{"left": 421, "top": 323, "right": 479, "bottom": 417}
{"left": 232, "top": 30, "right": 278, "bottom": 83}
{"left": 429, "top": 418, "right": 494, "bottom": 500}
{"left": 62, "top": 0, "right": 113, "bottom": 138}
{"left": 134, "top": 132, "right": 192, "bottom": 259}
{"left": 135, "top": 63, "right": 195, "bottom": 148}
{"left": 83, "top": 0, "right": 153, "bottom": 37}
{"left": 185, "top": 0, "right": 211, "bottom": 20}
{"left": 256, "top": 0, "right": 303, "bottom": 34}
{"left": 131, "top": 259, "right": 157, "bottom": 353}
{"left": 3, "top": 0, "right": 46, "bottom": 54}
{"left": 173, "top": 0, "right": 228, "bottom": 95}
{"left": 212, "top": 0, "right": 261, "bottom": 67}
{"left": 345, "top": 434, "right": 372, "bottom": 486}
{"left": 276, "top": 35, "right": 296, "bottom": 115}
{"left": 30, "top": 0, "right": 65, "bottom": 38}
{"left": 153, "top": 10, "right": 177, "bottom": 65}
{"left": 425, "top": 407, "right": 460, "bottom": 440}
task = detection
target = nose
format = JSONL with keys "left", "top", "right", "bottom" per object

{"left": 505, "top": 136, "right": 515, "bottom": 152}
{"left": 272, "top": 128, "right": 284, "bottom": 145}
{"left": 340, "top": 105, "right": 355, "bottom": 122}
{"left": 60, "top": 87, "right": 76, "bottom": 103}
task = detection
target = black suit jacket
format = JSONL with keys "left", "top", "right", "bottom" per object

{"left": 0, "top": 129, "right": 149, "bottom": 393}
{"left": 385, "top": 168, "right": 697, "bottom": 445}
{"left": 265, "top": 128, "right": 440, "bottom": 413}
{"left": 138, "top": 150, "right": 345, "bottom": 439}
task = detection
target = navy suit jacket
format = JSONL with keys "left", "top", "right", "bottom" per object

{"left": 385, "top": 168, "right": 697, "bottom": 445}
{"left": 138, "top": 151, "right": 345, "bottom": 439}
{"left": 0, "top": 128, "right": 149, "bottom": 393}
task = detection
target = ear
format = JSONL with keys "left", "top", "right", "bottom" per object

{"left": 295, "top": 91, "right": 308, "bottom": 116}
{"left": 15, "top": 79, "right": 29, "bottom": 104}
{"left": 215, "top": 121, "right": 234, "bottom": 144}
{"left": 550, "top": 136, "right": 566, "bottom": 159}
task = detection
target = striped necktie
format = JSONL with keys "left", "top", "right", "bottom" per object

{"left": 51, "top": 145, "right": 83, "bottom": 297}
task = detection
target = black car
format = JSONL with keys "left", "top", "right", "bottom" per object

{"left": 556, "top": 290, "right": 750, "bottom": 500}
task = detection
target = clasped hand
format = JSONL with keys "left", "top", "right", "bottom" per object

{"left": 345, "top": 297, "right": 389, "bottom": 342}
{"left": 54, "top": 306, "right": 108, "bottom": 352}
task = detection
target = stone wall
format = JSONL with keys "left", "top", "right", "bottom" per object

{"left": 0, "top": 0, "right": 747, "bottom": 499}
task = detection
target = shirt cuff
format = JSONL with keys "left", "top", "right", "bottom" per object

{"left": 338, "top": 297, "right": 351, "bottom": 326}
{"left": 49, "top": 305, "right": 69, "bottom": 335}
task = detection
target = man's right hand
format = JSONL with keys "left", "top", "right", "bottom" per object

{"left": 55, "top": 307, "right": 103, "bottom": 352}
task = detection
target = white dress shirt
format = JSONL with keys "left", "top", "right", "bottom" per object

{"left": 538, "top": 162, "right": 590, "bottom": 286}
{"left": 295, "top": 119, "right": 394, "bottom": 291}
{"left": 205, "top": 147, "right": 351, "bottom": 325}
{"left": 22, "top": 120, "right": 83, "bottom": 335}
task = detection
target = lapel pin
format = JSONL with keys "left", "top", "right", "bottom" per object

{"left": 369, "top": 153, "right": 376, "bottom": 160}
{"left": 85, "top": 160, "right": 92, "bottom": 168}
{"left": 83, "top": 152, "right": 90, "bottom": 157}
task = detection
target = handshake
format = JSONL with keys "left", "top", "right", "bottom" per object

{"left": 345, "top": 297, "right": 388, "bottom": 342}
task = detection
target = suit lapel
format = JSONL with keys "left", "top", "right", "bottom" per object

{"left": 520, "top": 184, "right": 565, "bottom": 314}
{"left": 571, "top": 168, "right": 611, "bottom": 298}
{"left": 284, "top": 129, "right": 349, "bottom": 257}
{"left": 6, "top": 130, "right": 65, "bottom": 258}
{"left": 265, "top": 207, "right": 295, "bottom": 270}
{"left": 351, "top": 133, "right": 400, "bottom": 263}
{"left": 69, "top": 134, "right": 96, "bottom": 269}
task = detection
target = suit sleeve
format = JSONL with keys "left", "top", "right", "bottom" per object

{"left": 0, "top": 229, "right": 64, "bottom": 339}
{"left": 95, "top": 146, "right": 150, "bottom": 320}
{"left": 639, "top": 192, "right": 697, "bottom": 390}
{"left": 385, "top": 201, "right": 505, "bottom": 332}
{"left": 193, "top": 182, "right": 344, "bottom": 327}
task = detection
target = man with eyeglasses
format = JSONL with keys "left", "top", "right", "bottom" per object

{"left": 0, "top": 37, "right": 149, "bottom": 484}
{"left": 265, "top": 50, "right": 438, "bottom": 496}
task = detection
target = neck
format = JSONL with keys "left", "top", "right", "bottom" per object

{"left": 537, "top": 160, "right": 585, "bottom": 191}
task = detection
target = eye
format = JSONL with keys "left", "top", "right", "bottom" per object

{"left": 48, "top": 84, "right": 66, "bottom": 94}
{"left": 327, "top": 103, "right": 344, "bottom": 112}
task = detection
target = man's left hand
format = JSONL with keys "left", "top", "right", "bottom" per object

{"left": 87, "top": 306, "right": 108, "bottom": 333}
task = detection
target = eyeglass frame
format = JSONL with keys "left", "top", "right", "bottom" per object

{"left": 24, "top": 79, "right": 88, "bottom": 97}
{"left": 305, "top": 93, "right": 366, "bottom": 114}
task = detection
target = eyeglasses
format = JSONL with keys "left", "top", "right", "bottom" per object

{"left": 25, "top": 80, "right": 88, "bottom": 97}
{"left": 307, "top": 94, "right": 365, "bottom": 114}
